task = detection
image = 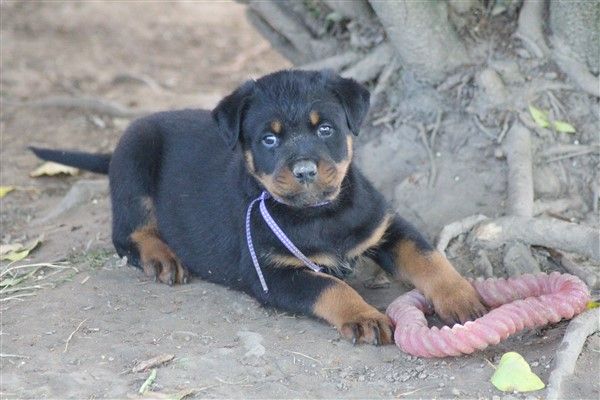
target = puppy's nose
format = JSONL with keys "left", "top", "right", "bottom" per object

{"left": 292, "top": 160, "right": 318, "bottom": 184}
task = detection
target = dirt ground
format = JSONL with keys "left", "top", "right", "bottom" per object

{"left": 1, "top": 2, "right": 598, "bottom": 399}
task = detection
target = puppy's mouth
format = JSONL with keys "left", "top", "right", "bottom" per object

{"left": 274, "top": 187, "right": 339, "bottom": 208}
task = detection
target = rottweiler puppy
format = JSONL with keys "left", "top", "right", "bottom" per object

{"left": 31, "top": 69, "right": 486, "bottom": 345}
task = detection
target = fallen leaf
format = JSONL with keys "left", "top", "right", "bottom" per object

{"left": 30, "top": 162, "right": 78, "bottom": 177}
{"left": 586, "top": 300, "right": 599, "bottom": 310}
{"left": 0, "top": 236, "right": 42, "bottom": 262}
{"left": 0, "top": 243, "right": 24, "bottom": 255}
{"left": 0, "top": 186, "right": 14, "bottom": 198}
{"left": 528, "top": 105, "right": 550, "bottom": 129}
{"left": 553, "top": 120, "right": 576, "bottom": 133}
{"left": 491, "top": 352, "right": 545, "bottom": 392}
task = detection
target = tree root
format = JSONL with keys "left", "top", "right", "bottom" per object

{"left": 299, "top": 51, "right": 361, "bottom": 72}
{"left": 247, "top": 1, "right": 336, "bottom": 64}
{"left": 504, "top": 123, "right": 534, "bottom": 217}
{"left": 546, "top": 308, "right": 600, "bottom": 400}
{"left": 436, "top": 214, "right": 488, "bottom": 253}
{"left": 245, "top": 8, "right": 303, "bottom": 64}
{"left": 515, "top": 0, "right": 549, "bottom": 58}
{"left": 341, "top": 43, "right": 392, "bottom": 82}
{"left": 8, "top": 96, "right": 149, "bottom": 118}
{"left": 469, "top": 216, "right": 600, "bottom": 262}
{"left": 551, "top": 36, "right": 600, "bottom": 98}
{"left": 554, "top": 251, "right": 599, "bottom": 290}
{"left": 533, "top": 197, "right": 585, "bottom": 216}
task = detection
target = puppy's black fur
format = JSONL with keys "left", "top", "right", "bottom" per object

{"left": 31, "top": 70, "right": 486, "bottom": 345}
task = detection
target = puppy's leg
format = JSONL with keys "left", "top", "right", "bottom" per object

{"left": 373, "top": 216, "right": 487, "bottom": 325}
{"left": 253, "top": 268, "right": 393, "bottom": 345}
{"left": 109, "top": 124, "right": 189, "bottom": 285}
{"left": 130, "top": 217, "right": 189, "bottom": 285}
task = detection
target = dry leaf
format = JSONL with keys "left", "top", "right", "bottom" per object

{"left": 0, "top": 236, "right": 43, "bottom": 262}
{"left": 30, "top": 162, "right": 78, "bottom": 177}
{"left": 132, "top": 354, "right": 175, "bottom": 373}
{"left": 0, "top": 186, "right": 15, "bottom": 198}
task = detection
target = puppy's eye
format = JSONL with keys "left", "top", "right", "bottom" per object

{"left": 317, "top": 124, "right": 334, "bottom": 138}
{"left": 261, "top": 134, "right": 279, "bottom": 148}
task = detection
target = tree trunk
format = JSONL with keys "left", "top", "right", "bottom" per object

{"left": 369, "top": 0, "right": 471, "bottom": 83}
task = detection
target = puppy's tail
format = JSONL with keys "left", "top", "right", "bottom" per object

{"left": 29, "top": 146, "right": 111, "bottom": 174}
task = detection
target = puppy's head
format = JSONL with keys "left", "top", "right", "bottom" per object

{"left": 213, "top": 70, "right": 370, "bottom": 208}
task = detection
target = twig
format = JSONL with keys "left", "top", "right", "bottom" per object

{"left": 63, "top": 318, "right": 88, "bottom": 353}
{"left": 504, "top": 122, "right": 534, "bottom": 217}
{"left": 0, "top": 293, "right": 37, "bottom": 302}
{"left": 429, "top": 110, "right": 442, "bottom": 149}
{"left": 416, "top": 123, "right": 437, "bottom": 188}
{"left": 545, "top": 148, "right": 599, "bottom": 163}
{"left": 496, "top": 113, "right": 511, "bottom": 144}
{"left": 6, "top": 96, "right": 151, "bottom": 118}
{"left": 546, "top": 309, "right": 600, "bottom": 400}
{"left": 284, "top": 350, "right": 322, "bottom": 365}
{"left": 436, "top": 214, "right": 489, "bottom": 253}
{"left": 0, "top": 353, "right": 30, "bottom": 359}
{"left": 469, "top": 216, "right": 600, "bottom": 261}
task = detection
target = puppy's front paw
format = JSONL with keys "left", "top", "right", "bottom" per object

{"left": 339, "top": 311, "right": 394, "bottom": 346}
{"left": 430, "top": 278, "right": 487, "bottom": 325}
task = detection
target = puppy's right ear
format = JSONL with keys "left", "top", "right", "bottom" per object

{"left": 212, "top": 80, "right": 256, "bottom": 149}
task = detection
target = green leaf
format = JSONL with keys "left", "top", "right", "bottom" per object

{"left": 528, "top": 105, "right": 550, "bottom": 129}
{"left": 491, "top": 352, "right": 545, "bottom": 392}
{"left": 586, "top": 300, "right": 600, "bottom": 310}
{"left": 553, "top": 120, "right": 576, "bottom": 133}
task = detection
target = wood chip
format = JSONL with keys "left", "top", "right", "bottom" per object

{"left": 132, "top": 354, "right": 175, "bottom": 373}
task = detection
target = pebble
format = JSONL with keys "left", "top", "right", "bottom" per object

{"left": 451, "top": 388, "right": 460, "bottom": 396}
{"left": 438, "top": 382, "right": 445, "bottom": 388}
{"left": 418, "top": 372, "right": 428, "bottom": 379}
{"left": 531, "top": 361, "right": 539, "bottom": 367}
{"left": 358, "top": 375, "right": 365, "bottom": 382}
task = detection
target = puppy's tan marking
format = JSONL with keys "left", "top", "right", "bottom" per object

{"left": 271, "top": 119, "right": 282, "bottom": 134}
{"left": 392, "top": 240, "right": 486, "bottom": 323}
{"left": 313, "top": 273, "right": 393, "bottom": 344}
{"left": 130, "top": 222, "right": 189, "bottom": 285}
{"left": 309, "top": 110, "right": 320, "bottom": 126}
{"left": 268, "top": 253, "right": 338, "bottom": 269}
{"left": 346, "top": 214, "right": 392, "bottom": 258}
{"left": 244, "top": 150, "right": 256, "bottom": 173}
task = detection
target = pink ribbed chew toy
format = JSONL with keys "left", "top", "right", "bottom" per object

{"left": 386, "top": 272, "right": 590, "bottom": 358}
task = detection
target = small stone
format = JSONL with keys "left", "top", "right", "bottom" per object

{"left": 494, "top": 148, "right": 506, "bottom": 159}
{"left": 449, "top": 376, "right": 455, "bottom": 380}
{"left": 452, "top": 388, "right": 460, "bottom": 396}
{"left": 418, "top": 372, "right": 428, "bottom": 379}
{"left": 438, "top": 382, "right": 445, "bottom": 388}
{"left": 401, "top": 374, "right": 411, "bottom": 382}
{"left": 531, "top": 361, "right": 539, "bottom": 367}
{"left": 358, "top": 375, "right": 365, "bottom": 382}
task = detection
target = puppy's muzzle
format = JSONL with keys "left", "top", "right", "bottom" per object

{"left": 292, "top": 160, "right": 318, "bottom": 184}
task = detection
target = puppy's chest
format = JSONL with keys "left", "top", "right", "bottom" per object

{"left": 264, "top": 213, "right": 391, "bottom": 271}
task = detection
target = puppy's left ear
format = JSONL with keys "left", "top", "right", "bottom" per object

{"left": 323, "top": 70, "right": 370, "bottom": 135}
{"left": 212, "top": 80, "right": 256, "bottom": 149}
